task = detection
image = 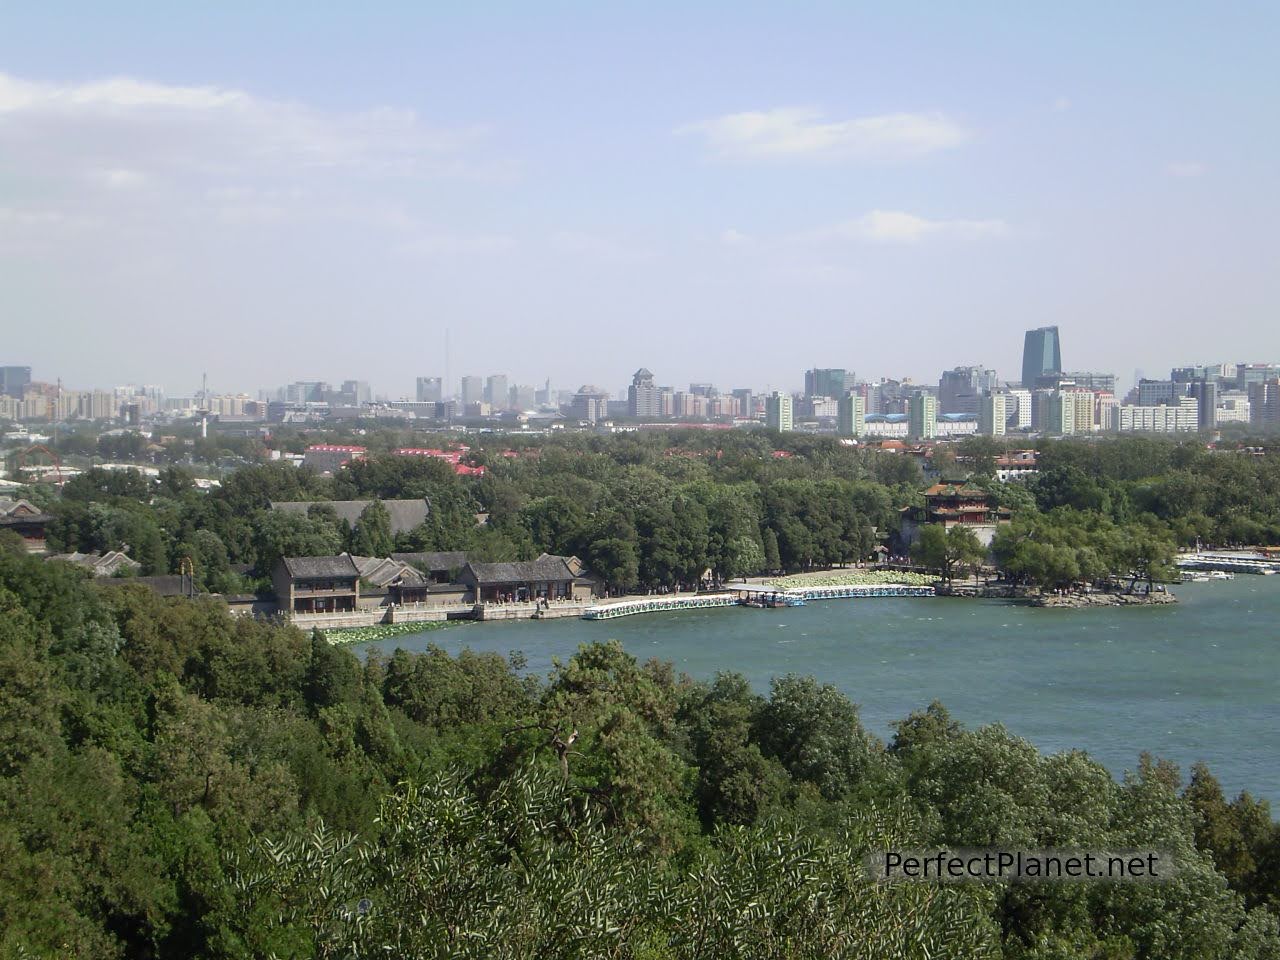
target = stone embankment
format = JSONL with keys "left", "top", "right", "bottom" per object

{"left": 1031, "top": 590, "right": 1177, "bottom": 608}
{"left": 933, "top": 583, "right": 1178, "bottom": 607}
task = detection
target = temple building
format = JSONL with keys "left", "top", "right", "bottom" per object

{"left": 897, "top": 480, "right": 1012, "bottom": 548}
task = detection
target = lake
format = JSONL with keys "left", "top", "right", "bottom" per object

{"left": 352, "top": 576, "right": 1280, "bottom": 805}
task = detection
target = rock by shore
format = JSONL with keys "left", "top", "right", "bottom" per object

{"left": 933, "top": 583, "right": 1178, "bottom": 607}
{"left": 1030, "top": 590, "right": 1177, "bottom": 608}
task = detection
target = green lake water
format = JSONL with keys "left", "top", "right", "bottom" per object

{"left": 353, "top": 577, "right": 1280, "bottom": 804}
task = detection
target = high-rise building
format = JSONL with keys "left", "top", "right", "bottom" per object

{"left": 1189, "top": 379, "right": 1217, "bottom": 431}
{"left": 0, "top": 366, "right": 32, "bottom": 399}
{"left": 460, "top": 376, "right": 484, "bottom": 405}
{"left": 765, "top": 392, "right": 793, "bottom": 432}
{"left": 1115, "top": 397, "right": 1199, "bottom": 433}
{"left": 938, "top": 366, "right": 999, "bottom": 415}
{"left": 908, "top": 393, "right": 937, "bottom": 439}
{"left": 978, "top": 392, "right": 1007, "bottom": 436}
{"left": 689, "top": 382, "right": 716, "bottom": 398}
{"left": 1247, "top": 380, "right": 1280, "bottom": 429}
{"left": 1237, "top": 364, "right": 1280, "bottom": 391}
{"left": 1046, "top": 390, "right": 1076, "bottom": 435}
{"left": 628, "top": 368, "right": 662, "bottom": 418}
{"left": 731, "top": 388, "right": 754, "bottom": 419}
{"left": 1038, "top": 370, "right": 1117, "bottom": 394}
{"left": 1030, "top": 388, "right": 1057, "bottom": 431}
{"left": 871, "top": 378, "right": 911, "bottom": 415}
{"left": 1137, "top": 379, "right": 1178, "bottom": 407}
{"left": 1021, "top": 326, "right": 1062, "bottom": 387}
{"left": 568, "top": 385, "right": 610, "bottom": 423}
{"left": 1216, "top": 392, "right": 1250, "bottom": 423}
{"left": 1098, "top": 394, "right": 1120, "bottom": 430}
{"left": 837, "top": 393, "right": 865, "bottom": 437}
{"left": 333, "top": 380, "right": 370, "bottom": 406}
{"left": 1006, "top": 388, "right": 1032, "bottom": 429}
{"left": 1068, "top": 389, "right": 1097, "bottom": 433}
{"left": 804, "top": 368, "right": 850, "bottom": 399}
{"left": 485, "top": 375, "right": 509, "bottom": 411}
{"left": 416, "top": 377, "right": 443, "bottom": 403}
{"left": 285, "top": 380, "right": 329, "bottom": 403}
{"left": 1171, "top": 366, "right": 1206, "bottom": 388}
{"left": 509, "top": 384, "right": 537, "bottom": 410}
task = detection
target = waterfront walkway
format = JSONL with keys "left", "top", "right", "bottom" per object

{"left": 790, "top": 584, "right": 936, "bottom": 600}
{"left": 1176, "top": 553, "right": 1280, "bottom": 575}
{"left": 583, "top": 594, "right": 737, "bottom": 620}
{"left": 583, "top": 582, "right": 935, "bottom": 620}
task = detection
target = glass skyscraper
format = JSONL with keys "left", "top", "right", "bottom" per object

{"left": 1021, "top": 326, "right": 1062, "bottom": 388}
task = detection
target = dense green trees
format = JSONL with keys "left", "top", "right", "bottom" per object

{"left": 36, "top": 433, "right": 1280, "bottom": 595}
{"left": 0, "top": 545, "right": 1279, "bottom": 958}
{"left": 912, "top": 525, "right": 986, "bottom": 584}
{"left": 991, "top": 511, "right": 1178, "bottom": 591}
{"left": 33, "top": 431, "right": 910, "bottom": 591}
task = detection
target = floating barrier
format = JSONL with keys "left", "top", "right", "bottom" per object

{"left": 583, "top": 594, "right": 736, "bottom": 620}
{"left": 1176, "top": 555, "right": 1279, "bottom": 575}
{"left": 583, "top": 583, "right": 935, "bottom": 619}
{"left": 792, "top": 584, "right": 936, "bottom": 600}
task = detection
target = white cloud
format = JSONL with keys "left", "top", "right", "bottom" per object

{"left": 827, "top": 210, "right": 1009, "bottom": 243}
{"left": 0, "top": 71, "right": 496, "bottom": 234}
{"left": 0, "top": 74, "right": 247, "bottom": 112}
{"left": 720, "top": 228, "right": 750, "bottom": 246}
{"left": 679, "top": 107, "right": 968, "bottom": 161}
{"left": 1051, "top": 96, "right": 1072, "bottom": 112}
{"left": 1166, "top": 161, "right": 1206, "bottom": 178}
{"left": 0, "top": 69, "right": 519, "bottom": 277}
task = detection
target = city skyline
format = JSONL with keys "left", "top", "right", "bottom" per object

{"left": 2, "top": 4, "right": 1278, "bottom": 391}
{"left": 4, "top": 342, "right": 1279, "bottom": 408}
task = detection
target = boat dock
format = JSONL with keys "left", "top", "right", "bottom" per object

{"left": 583, "top": 582, "right": 935, "bottom": 619}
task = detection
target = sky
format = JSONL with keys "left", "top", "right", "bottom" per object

{"left": 1, "top": 1, "right": 1277, "bottom": 399}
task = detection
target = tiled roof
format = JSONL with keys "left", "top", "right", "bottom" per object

{"left": 463, "top": 556, "right": 575, "bottom": 584}
{"left": 269, "top": 499, "right": 430, "bottom": 535}
{"left": 347, "top": 554, "right": 425, "bottom": 587}
{"left": 281, "top": 555, "right": 360, "bottom": 579}
{"left": 47, "top": 550, "right": 141, "bottom": 575}
{"left": 391, "top": 551, "right": 470, "bottom": 572}
{"left": 0, "top": 498, "right": 49, "bottom": 520}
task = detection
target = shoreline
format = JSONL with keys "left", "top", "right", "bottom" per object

{"left": 330, "top": 577, "right": 1184, "bottom": 641}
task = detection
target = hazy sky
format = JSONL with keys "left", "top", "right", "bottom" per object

{"left": 2, "top": 2, "right": 1277, "bottom": 399}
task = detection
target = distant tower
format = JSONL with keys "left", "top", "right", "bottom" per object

{"left": 908, "top": 392, "right": 937, "bottom": 440}
{"left": 1021, "top": 326, "right": 1062, "bottom": 388}
{"left": 198, "top": 372, "right": 210, "bottom": 438}
{"left": 765, "top": 392, "right": 793, "bottom": 432}
{"left": 444, "top": 327, "right": 452, "bottom": 402}
{"left": 628, "top": 368, "right": 661, "bottom": 418}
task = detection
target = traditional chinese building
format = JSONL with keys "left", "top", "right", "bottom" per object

{"left": 0, "top": 498, "right": 52, "bottom": 553}
{"left": 898, "top": 480, "right": 1012, "bottom": 548}
{"left": 272, "top": 555, "right": 361, "bottom": 614}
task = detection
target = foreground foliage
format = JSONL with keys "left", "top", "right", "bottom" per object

{"left": 0, "top": 541, "right": 1278, "bottom": 958}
